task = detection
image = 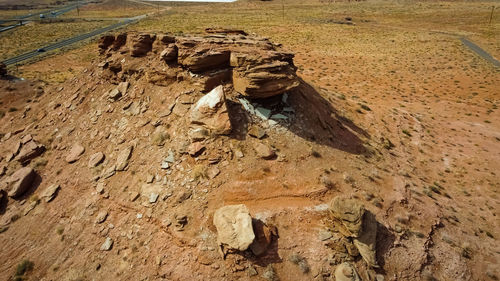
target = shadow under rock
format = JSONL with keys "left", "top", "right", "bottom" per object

{"left": 375, "top": 218, "right": 396, "bottom": 271}
{"left": 287, "top": 79, "right": 369, "bottom": 154}
{"left": 0, "top": 190, "right": 7, "bottom": 215}
{"left": 230, "top": 79, "right": 369, "bottom": 154}
{"left": 15, "top": 173, "right": 43, "bottom": 202}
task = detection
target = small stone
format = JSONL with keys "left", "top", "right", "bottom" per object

{"left": 238, "top": 98, "right": 255, "bottom": 114}
{"left": 188, "top": 142, "right": 205, "bottom": 157}
{"left": 234, "top": 149, "right": 244, "bottom": 158}
{"left": 117, "top": 81, "right": 129, "bottom": 95}
{"left": 96, "top": 183, "right": 105, "bottom": 194}
{"left": 3, "top": 167, "right": 36, "bottom": 198}
{"left": 88, "top": 152, "right": 105, "bottom": 168}
{"left": 255, "top": 107, "right": 271, "bottom": 120}
{"left": 207, "top": 166, "right": 220, "bottom": 179}
{"left": 248, "top": 126, "right": 266, "bottom": 139}
{"left": 161, "top": 160, "right": 170, "bottom": 170}
{"left": 149, "top": 193, "right": 159, "bottom": 203}
{"left": 165, "top": 150, "right": 175, "bottom": 163}
{"left": 102, "top": 165, "right": 116, "bottom": 179}
{"left": 40, "top": 184, "right": 60, "bottom": 202}
{"left": 24, "top": 200, "right": 38, "bottom": 216}
{"left": 271, "top": 113, "right": 288, "bottom": 120}
{"left": 253, "top": 142, "right": 275, "bottom": 159}
{"left": 130, "top": 192, "right": 140, "bottom": 202}
{"left": 108, "top": 88, "right": 121, "bottom": 101}
{"left": 66, "top": 143, "right": 85, "bottom": 163}
{"left": 174, "top": 214, "right": 188, "bottom": 231}
{"left": 100, "top": 237, "right": 114, "bottom": 251}
{"left": 213, "top": 204, "right": 255, "bottom": 251}
{"left": 177, "top": 190, "right": 192, "bottom": 203}
{"left": 188, "top": 127, "right": 209, "bottom": 142}
{"left": 95, "top": 210, "right": 108, "bottom": 224}
{"left": 319, "top": 229, "right": 333, "bottom": 241}
{"left": 1, "top": 132, "right": 12, "bottom": 141}
{"left": 11, "top": 140, "right": 22, "bottom": 156}
{"left": 334, "top": 262, "right": 360, "bottom": 281}
{"left": 16, "top": 140, "right": 45, "bottom": 164}
{"left": 115, "top": 146, "right": 133, "bottom": 171}
{"left": 21, "top": 134, "right": 33, "bottom": 144}
{"left": 248, "top": 265, "right": 258, "bottom": 277}
{"left": 268, "top": 119, "right": 278, "bottom": 127}
{"left": 5, "top": 152, "right": 15, "bottom": 162}
{"left": 146, "top": 174, "right": 154, "bottom": 183}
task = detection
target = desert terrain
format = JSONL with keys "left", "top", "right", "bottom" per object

{"left": 0, "top": 0, "right": 499, "bottom": 280}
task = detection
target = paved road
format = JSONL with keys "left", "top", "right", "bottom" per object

{"left": 460, "top": 37, "right": 500, "bottom": 68}
{"left": 2, "top": 15, "right": 145, "bottom": 66}
{"left": 0, "top": 2, "right": 87, "bottom": 33}
{"left": 0, "top": 12, "right": 35, "bottom": 25}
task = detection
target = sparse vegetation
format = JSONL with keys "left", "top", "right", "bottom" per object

{"left": 151, "top": 131, "right": 169, "bottom": 146}
{"left": 402, "top": 129, "right": 412, "bottom": 137}
{"left": 56, "top": 226, "right": 64, "bottom": 235}
{"left": 310, "top": 149, "right": 321, "bottom": 158}
{"left": 13, "top": 260, "right": 34, "bottom": 280}
{"left": 0, "top": 0, "right": 497, "bottom": 280}
{"left": 32, "top": 158, "right": 48, "bottom": 169}
{"left": 288, "top": 253, "right": 310, "bottom": 273}
{"left": 192, "top": 165, "right": 207, "bottom": 180}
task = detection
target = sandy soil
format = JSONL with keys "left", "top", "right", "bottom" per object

{"left": 0, "top": 1, "right": 499, "bottom": 280}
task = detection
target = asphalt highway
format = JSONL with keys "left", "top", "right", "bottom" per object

{"left": 2, "top": 15, "right": 144, "bottom": 66}
{"left": 0, "top": 2, "right": 86, "bottom": 33}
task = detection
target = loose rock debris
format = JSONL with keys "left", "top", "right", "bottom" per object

{"left": 0, "top": 28, "right": 477, "bottom": 281}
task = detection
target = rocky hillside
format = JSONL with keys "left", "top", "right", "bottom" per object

{"left": 0, "top": 29, "right": 497, "bottom": 281}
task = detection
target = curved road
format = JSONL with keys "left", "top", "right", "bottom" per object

{"left": 460, "top": 37, "right": 500, "bottom": 68}
{"left": 2, "top": 15, "right": 145, "bottom": 66}
{"left": 0, "top": 2, "right": 88, "bottom": 33}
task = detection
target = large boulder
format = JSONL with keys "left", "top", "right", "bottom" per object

{"left": 329, "top": 197, "right": 379, "bottom": 268}
{"left": 231, "top": 51, "right": 299, "bottom": 99}
{"left": 213, "top": 204, "right": 255, "bottom": 251}
{"left": 353, "top": 212, "right": 378, "bottom": 268}
{"left": 177, "top": 38, "right": 230, "bottom": 73}
{"left": 160, "top": 44, "right": 178, "bottom": 62}
{"left": 98, "top": 35, "right": 115, "bottom": 53}
{"left": 98, "top": 31, "right": 300, "bottom": 98}
{"left": 329, "top": 197, "right": 365, "bottom": 238}
{"left": 112, "top": 33, "right": 127, "bottom": 51}
{"left": 2, "top": 167, "right": 36, "bottom": 198}
{"left": 190, "top": 85, "right": 231, "bottom": 135}
{"left": 131, "top": 34, "right": 154, "bottom": 57}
